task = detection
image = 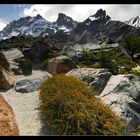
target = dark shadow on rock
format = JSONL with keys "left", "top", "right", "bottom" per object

{"left": 0, "top": 85, "right": 13, "bottom": 92}
{"left": 36, "top": 105, "right": 54, "bottom": 136}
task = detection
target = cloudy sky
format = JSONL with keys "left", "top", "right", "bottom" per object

{"left": 0, "top": 4, "right": 140, "bottom": 31}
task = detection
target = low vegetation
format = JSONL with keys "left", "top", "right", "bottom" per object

{"left": 39, "top": 74, "right": 126, "bottom": 135}
{"left": 40, "top": 59, "right": 48, "bottom": 71}
{"left": 127, "top": 124, "right": 140, "bottom": 136}
{"left": 77, "top": 47, "right": 138, "bottom": 75}
{"left": 120, "top": 34, "right": 140, "bottom": 61}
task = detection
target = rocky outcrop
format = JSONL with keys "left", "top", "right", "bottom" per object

{"left": 0, "top": 95, "right": 19, "bottom": 136}
{"left": 100, "top": 75, "right": 140, "bottom": 131}
{"left": 2, "top": 48, "right": 25, "bottom": 75}
{"left": 47, "top": 56, "right": 78, "bottom": 75}
{"left": 15, "top": 71, "right": 52, "bottom": 93}
{"left": 0, "top": 68, "right": 16, "bottom": 90}
{"left": 27, "top": 38, "right": 63, "bottom": 64}
{"left": 28, "top": 40, "right": 52, "bottom": 63}
{"left": 67, "top": 68, "right": 111, "bottom": 94}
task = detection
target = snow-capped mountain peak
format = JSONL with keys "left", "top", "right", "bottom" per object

{"left": 0, "top": 13, "right": 78, "bottom": 40}
{"left": 0, "top": 14, "right": 51, "bottom": 39}
{"left": 125, "top": 16, "right": 140, "bottom": 28}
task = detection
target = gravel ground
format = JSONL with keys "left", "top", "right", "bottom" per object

{"left": 0, "top": 70, "right": 51, "bottom": 136}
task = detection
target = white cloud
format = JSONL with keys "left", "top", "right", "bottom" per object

{"left": 105, "top": 4, "right": 140, "bottom": 21}
{"left": 22, "top": 4, "right": 140, "bottom": 22}
{"left": 0, "top": 19, "right": 7, "bottom": 31}
{"left": 22, "top": 4, "right": 108, "bottom": 22}
{"left": 22, "top": 5, "right": 52, "bottom": 20}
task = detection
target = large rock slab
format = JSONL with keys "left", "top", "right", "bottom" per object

{"left": 0, "top": 95, "right": 19, "bottom": 136}
{"left": 67, "top": 68, "right": 111, "bottom": 94}
{"left": 47, "top": 55, "right": 78, "bottom": 75}
{"left": 100, "top": 74, "right": 140, "bottom": 131}
{"left": 2, "top": 48, "right": 25, "bottom": 75}
{"left": 15, "top": 71, "right": 52, "bottom": 93}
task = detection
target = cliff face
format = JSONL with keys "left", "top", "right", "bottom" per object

{"left": 0, "top": 95, "right": 19, "bottom": 136}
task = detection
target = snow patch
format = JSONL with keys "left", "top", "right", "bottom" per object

{"left": 9, "top": 31, "right": 19, "bottom": 37}
{"left": 125, "top": 16, "right": 140, "bottom": 28}
{"left": 89, "top": 16, "right": 100, "bottom": 21}
{"left": 67, "top": 18, "right": 70, "bottom": 21}
{"left": 58, "top": 25, "right": 71, "bottom": 32}
{"left": 28, "top": 17, "right": 35, "bottom": 23}
{"left": 85, "top": 22, "right": 91, "bottom": 25}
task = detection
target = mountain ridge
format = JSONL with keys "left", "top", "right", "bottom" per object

{"left": 69, "top": 9, "right": 138, "bottom": 44}
{"left": 0, "top": 9, "right": 139, "bottom": 44}
{"left": 0, "top": 13, "right": 78, "bottom": 40}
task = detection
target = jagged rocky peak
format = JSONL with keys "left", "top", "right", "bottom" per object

{"left": 35, "top": 14, "right": 43, "bottom": 19}
{"left": 83, "top": 9, "right": 111, "bottom": 26}
{"left": 95, "top": 9, "right": 111, "bottom": 20}
{"left": 58, "top": 13, "right": 67, "bottom": 19}
{"left": 56, "top": 13, "right": 72, "bottom": 24}
{"left": 94, "top": 9, "right": 106, "bottom": 18}
{"left": 2, "top": 14, "right": 45, "bottom": 31}
{"left": 90, "top": 9, "right": 110, "bottom": 21}
{"left": 125, "top": 16, "right": 140, "bottom": 28}
{"left": 55, "top": 13, "right": 78, "bottom": 29}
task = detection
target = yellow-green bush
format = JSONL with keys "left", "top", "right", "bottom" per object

{"left": 130, "top": 70, "right": 140, "bottom": 76}
{"left": 39, "top": 74, "right": 126, "bottom": 135}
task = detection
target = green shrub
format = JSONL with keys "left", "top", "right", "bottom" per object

{"left": 0, "top": 51, "right": 9, "bottom": 70}
{"left": 77, "top": 47, "right": 119, "bottom": 74}
{"left": 118, "top": 67, "right": 130, "bottom": 74}
{"left": 40, "top": 59, "right": 48, "bottom": 70}
{"left": 78, "top": 48, "right": 98, "bottom": 66}
{"left": 39, "top": 74, "right": 126, "bottom": 135}
{"left": 120, "top": 34, "right": 140, "bottom": 61}
{"left": 21, "top": 59, "right": 33, "bottom": 75}
{"left": 118, "top": 68, "right": 140, "bottom": 76}
{"left": 130, "top": 70, "right": 140, "bottom": 76}
{"left": 47, "top": 51, "right": 62, "bottom": 58}
{"left": 117, "top": 57, "right": 137, "bottom": 69}
{"left": 99, "top": 59, "right": 119, "bottom": 75}
{"left": 78, "top": 47, "right": 138, "bottom": 75}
